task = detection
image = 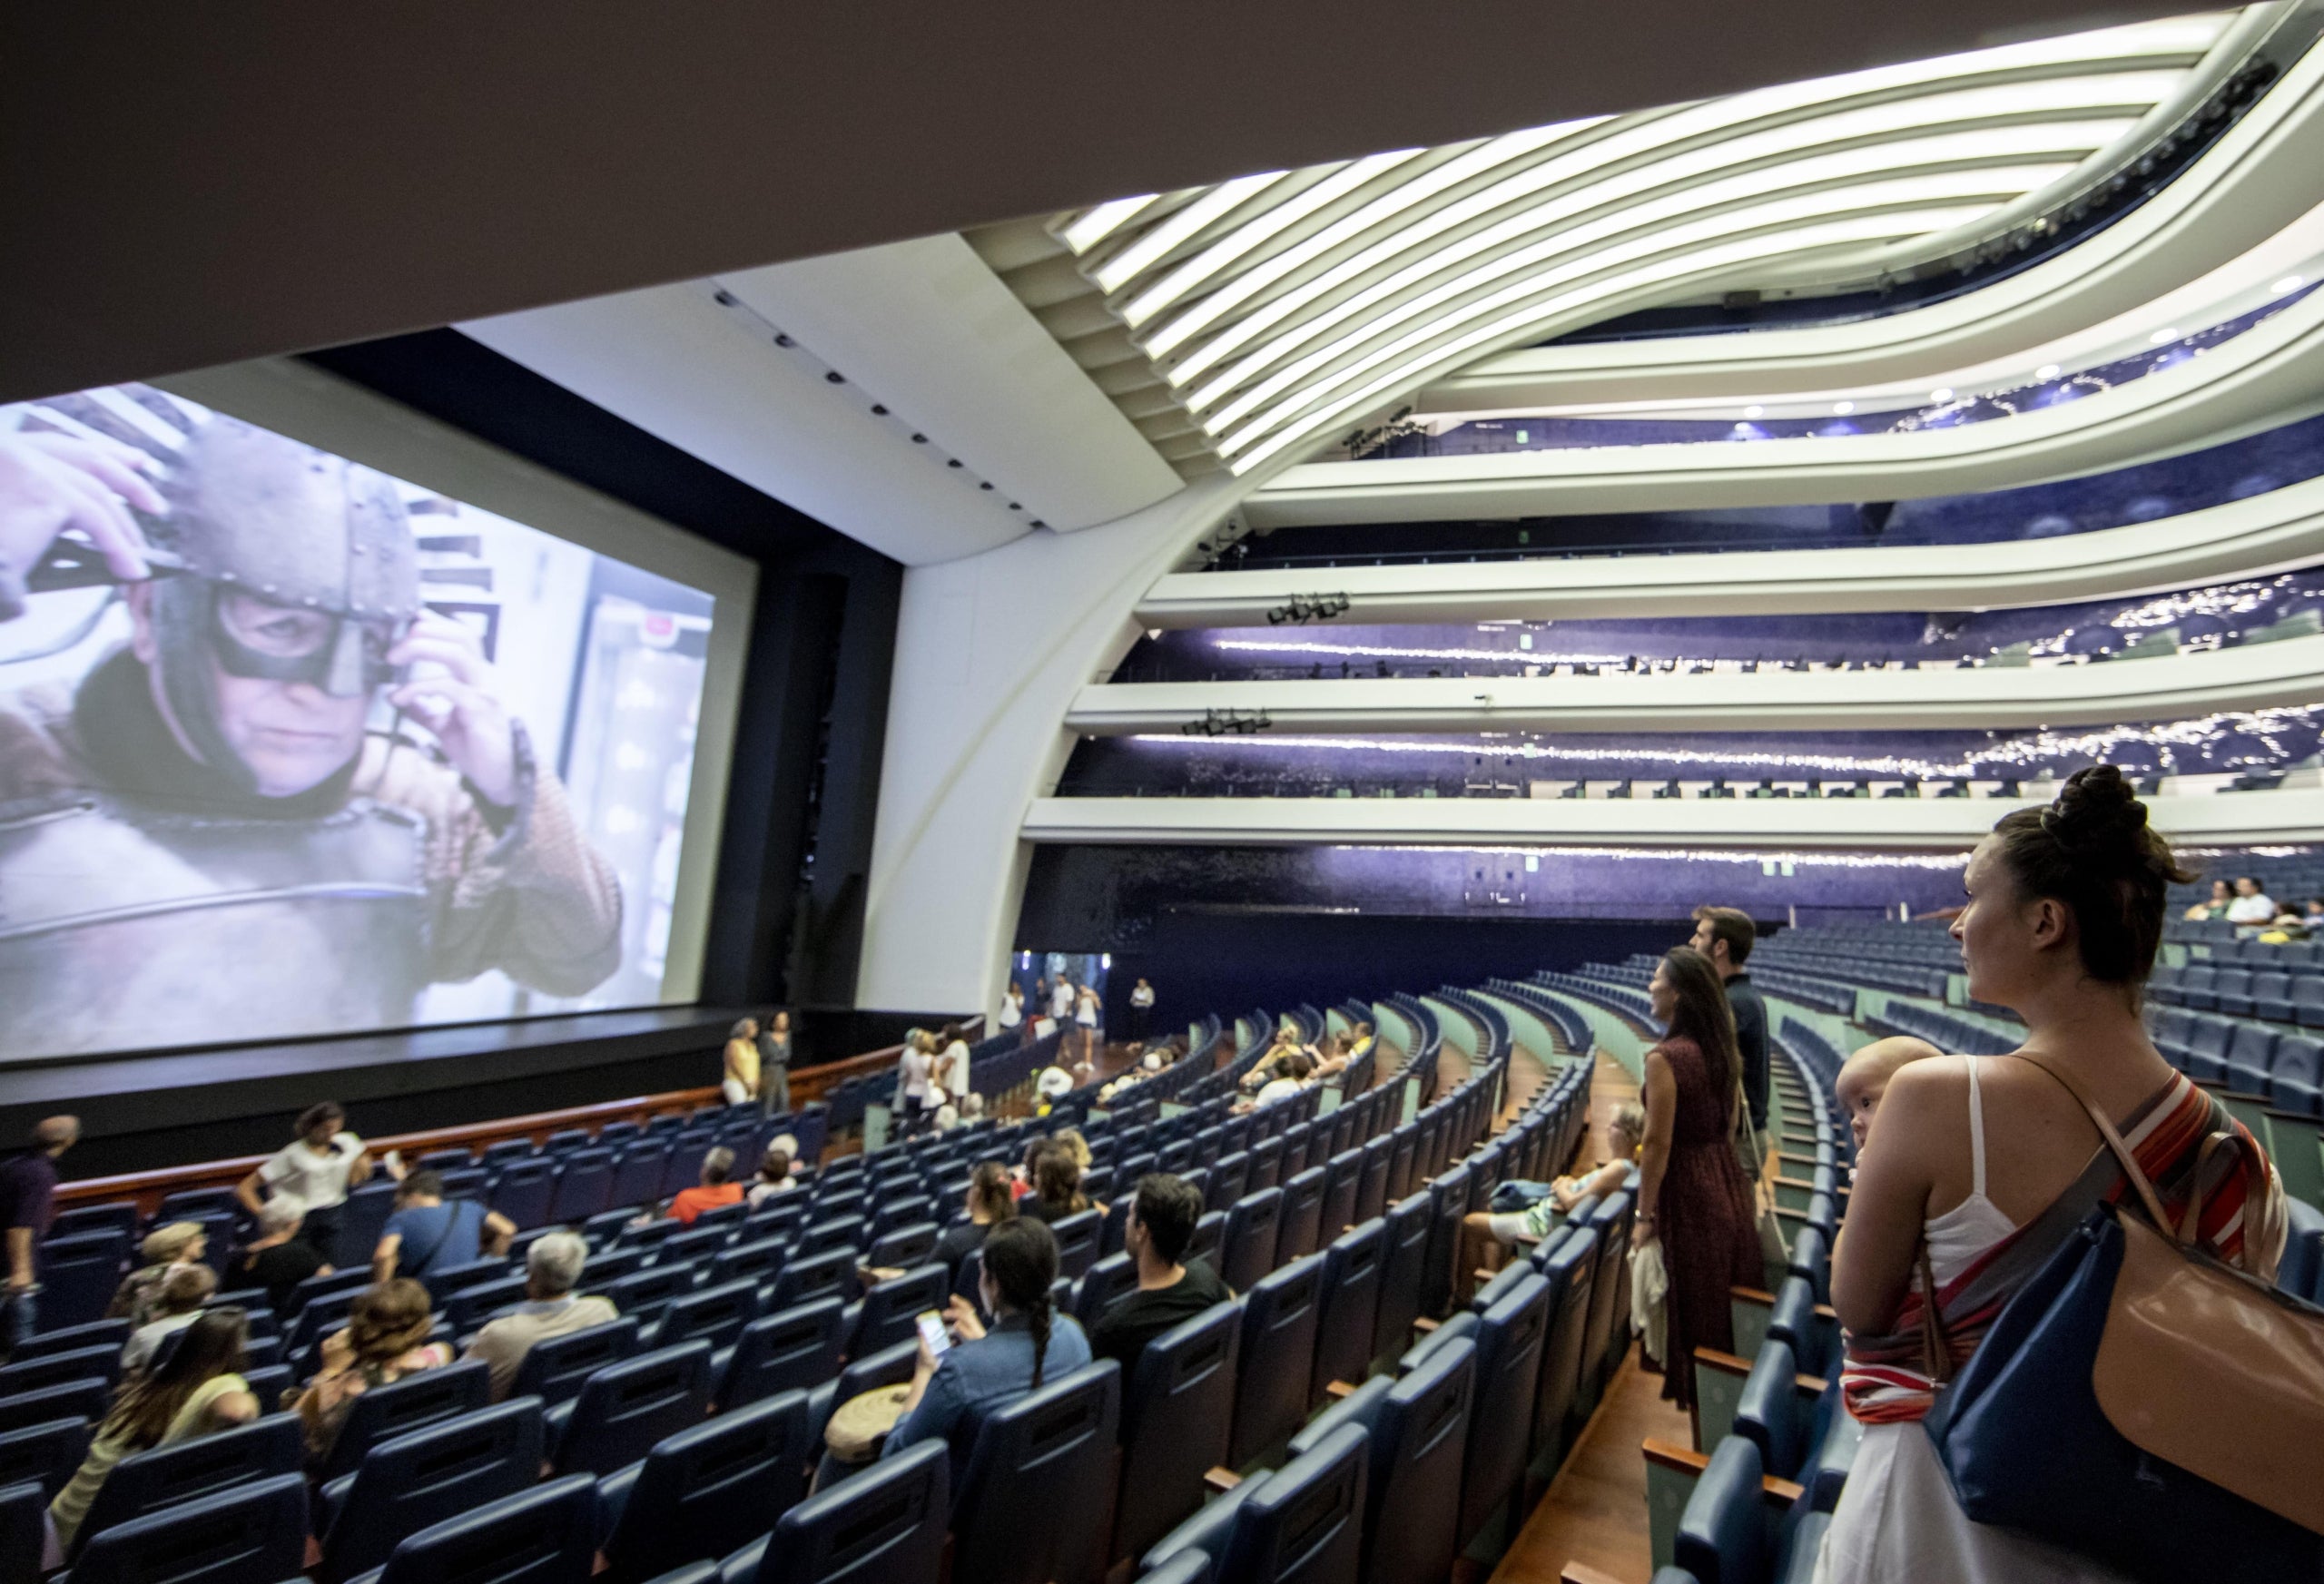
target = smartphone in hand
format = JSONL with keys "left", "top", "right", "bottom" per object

{"left": 915, "top": 1310, "right": 951, "bottom": 1359}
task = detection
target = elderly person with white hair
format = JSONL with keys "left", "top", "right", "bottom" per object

{"left": 460, "top": 1231, "right": 618, "bottom": 1401}
{"left": 106, "top": 1220, "right": 211, "bottom": 1327}
{"left": 235, "top": 1195, "right": 331, "bottom": 1313}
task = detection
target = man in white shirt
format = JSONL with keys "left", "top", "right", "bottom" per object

{"left": 1050, "top": 978, "right": 1076, "bottom": 1023}
{"left": 462, "top": 1232, "right": 619, "bottom": 1401}
{"left": 2227, "top": 875, "right": 2279, "bottom": 926}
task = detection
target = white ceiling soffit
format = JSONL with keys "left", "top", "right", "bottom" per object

{"left": 1021, "top": 785, "right": 2324, "bottom": 849}
{"left": 1431, "top": 25, "right": 2324, "bottom": 414}
{"left": 1066, "top": 631, "right": 2324, "bottom": 735}
{"left": 1243, "top": 270, "right": 2324, "bottom": 526}
{"left": 1139, "top": 471, "right": 2324, "bottom": 627}
{"left": 1043, "top": 13, "right": 2244, "bottom": 477}
{"left": 713, "top": 236, "right": 1183, "bottom": 533}
{"left": 463, "top": 282, "right": 1030, "bottom": 564}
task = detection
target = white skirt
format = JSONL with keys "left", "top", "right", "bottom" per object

{"left": 1816, "top": 1422, "right": 2137, "bottom": 1584}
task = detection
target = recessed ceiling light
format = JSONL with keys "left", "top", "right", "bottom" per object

{"left": 1832, "top": 401, "right": 1854, "bottom": 415}
{"left": 2275, "top": 275, "right": 2304, "bottom": 294}
{"left": 1929, "top": 388, "right": 1954, "bottom": 402}
{"left": 1743, "top": 405, "right": 1763, "bottom": 418}
{"left": 2036, "top": 364, "right": 2062, "bottom": 380}
{"left": 2149, "top": 327, "right": 2180, "bottom": 344}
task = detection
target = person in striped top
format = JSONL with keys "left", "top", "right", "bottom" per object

{"left": 1821, "top": 766, "right": 2286, "bottom": 1583}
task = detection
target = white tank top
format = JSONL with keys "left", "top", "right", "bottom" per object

{"left": 1921, "top": 1056, "right": 2020, "bottom": 1285}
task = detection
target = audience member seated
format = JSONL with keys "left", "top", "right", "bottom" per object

{"left": 883, "top": 1217, "right": 1091, "bottom": 1474}
{"left": 2226, "top": 873, "right": 2278, "bottom": 928}
{"left": 462, "top": 1231, "right": 617, "bottom": 1402}
{"left": 1035, "top": 1065, "right": 1075, "bottom": 1109}
{"left": 47, "top": 1308, "right": 259, "bottom": 1557}
{"left": 238, "top": 1101, "right": 376, "bottom": 1265}
{"left": 374, "top": 1170, "right": 515, "bottom": 1282}
{"left": 120, "top": 1263, "right": 219, "bottom": 1376}
{"left": 936, "top": 1162, "right": 1017, "bottom": 1283}
{"left": 745, "top": 1140, "right": 798, "bottom": 1207}
{"left": 2181, "top": 878, "right": 2232, "bottom": 920}
{"left": 1090, "top": 1174, "right": 1229, "bottom": 1375}
{"left": 1254, "top": 1051, "right": 1314, "bottom": 1107}
{"left": 1463, "top": 1103, "right": 1647, "bottom": 1280}
{"left": 1834, "top": 1036, "right": 1945, "bottom": 1159}
{"left": 237, "top": 1195, "right": 332, "bottom": 1313}
{"left": 932, "top": 1103, "right": 961, "bottom": 1133}
{"left": 295, "top": 1278, "right": 454, "bottom": 1468}
{"left": 104, "top": 1221, "right": 209, "bottom": 1326}
{"left": 1098, "top": 1050, "right": 1167, "bottom": 1106}
{"left": 669, "top": 1146, "right": 745, "bottom": 1225}
{"left": 1019, "top": 1141, "right": 1095, "bottom": 1226}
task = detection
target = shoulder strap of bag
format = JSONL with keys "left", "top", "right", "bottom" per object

{"left": 1917, "top": 1237, "right": 1954, "bottom": 1383}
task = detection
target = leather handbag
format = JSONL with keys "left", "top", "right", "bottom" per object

{"left": 1922, "top": 1064, "right": 2324, "bottom": 1582}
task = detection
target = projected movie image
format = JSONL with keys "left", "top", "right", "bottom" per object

{"left": 0, "top": 384, "right": 716, "bottom": 1061}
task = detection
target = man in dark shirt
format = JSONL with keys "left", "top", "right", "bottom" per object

{"left": 1691, "top": 906, "right": 1769, "bottom": 1136}
{"left": 1090, "top": 1174, "right": 1231, "bottom": 1378}
{"left": 0, "top": 1115, "right": 79, "bottom": 1355}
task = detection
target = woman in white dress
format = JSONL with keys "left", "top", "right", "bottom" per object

{"left": 939, "top": 1022, "right": 974, "bottom": 1105}
{"left": 895, "top": 1031, "right": 936, "bottom": 1126}
{"left": 1073, "top": 985, "right": 1101, "bottom": 1070}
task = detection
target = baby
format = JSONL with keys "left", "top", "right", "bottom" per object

{"left": 1835, "top": 1035, "right": 1945, "bottom": 1156}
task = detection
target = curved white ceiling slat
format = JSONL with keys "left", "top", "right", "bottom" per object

{"left": 1022, "top": 786, "right": 2324, "bottom": 851}
{"left": 1139, "top": 471, "right": 2324, "bottom": 627}
{"left": 1243, "top": 267, "right": 2324, "bottom": 525}
{"left": 1065, "top": 631, "right": 2324, "bottom": 735}
{"left": 1050, "top": 13, "right": 2250, "bottom": 475}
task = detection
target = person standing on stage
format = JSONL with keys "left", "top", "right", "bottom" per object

{"left": 758, "top": 1009, "right": 793, "bottom": 1117}
{"left": 1128, "top": 978, "right": 1156, "bottom": 1044}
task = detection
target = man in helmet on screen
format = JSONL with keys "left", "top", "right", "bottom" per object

{"left": 0, "top": 416, "right": 623, "bottom": 1058}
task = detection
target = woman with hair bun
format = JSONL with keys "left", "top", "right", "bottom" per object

{"left": 1819, "top": 765, "right": 2286, "bottom": 1582}
{"left": 883, "top": 1215, "right": 1092, "bottom": 1475}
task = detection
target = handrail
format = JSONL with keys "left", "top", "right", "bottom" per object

{"left": 56, "top": 1085, "right": 727, "bottom": 1218}
{"left": 56, "top": 1016, "right": 990, "bottom": 1218}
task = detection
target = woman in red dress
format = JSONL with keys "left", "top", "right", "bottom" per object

{"left": 1637, "top": 945, "right": 1766, "bottom": 1411}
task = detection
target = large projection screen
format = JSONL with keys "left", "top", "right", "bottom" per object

{"left": 0, "top": 358, "right": 756, "bottom": 1062}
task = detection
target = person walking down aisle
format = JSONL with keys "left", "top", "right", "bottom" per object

{"left": 1819, "top": 767, "right": 2285, "bottom": 1584}
{"left": 1, "top": 1116, "right": 77, "bottom": 1353}
{"left": 238, "top": 1103, "right": 372, "bottom": 1265}
{"left": 1636, "top": 946, "right": 1764, "bottom": 1412}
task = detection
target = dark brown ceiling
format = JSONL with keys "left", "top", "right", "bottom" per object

{"left": 2, "top": 1, "right": 2184, "bottom": 403}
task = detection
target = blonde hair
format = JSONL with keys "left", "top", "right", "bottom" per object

{"left": 140, "top": 1221, "right": 205, "bottom": 1264}
{"left": 1610, "top": 1102, "right": 1648, "bottom": 1155}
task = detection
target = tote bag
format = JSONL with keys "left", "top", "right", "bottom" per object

{"left": 1922, "top": 1066, "right": 2324, "bottom": 1582}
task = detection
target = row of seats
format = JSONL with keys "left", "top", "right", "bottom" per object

{"left": 2151, "top": 960, "right": 2324, "bottom": 1024}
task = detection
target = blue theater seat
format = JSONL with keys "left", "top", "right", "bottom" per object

{"left": 1372, "top": 1194, "right": 1433, "bottom": 1367}
{"left": 1204, "top": 1156, "right": 1250, "bottom": 1217}
{"left": 1273, "top": 1169, "right": 1328, "bottom": 1268}
{"left": 1418, "top": 1165, "right": 1474, "bottom": 1325}
{"left": 491, "top": 1160, "right": 560, "bottom": 1231}
{"left": 0, "top": 1343, "right": 117, "bottom": 1397}
{"left": 714, "top": 1434, "right": 949, "bottom": 1584}
{"left": 2214, "top": 968, "right": 2257, "bottom": 1019}
{"left": 768, "top": 1246, "right": 861, "bottom": 1310}
{"left": 719, "top": 1299, "right": 847, "bottom": 1408}
{"left": 2180, "top": 965, "right": 2221, "bottom": 1011}
{"left": 1220, "top": 1189, "right": 1285, "bottom": 1295}
{"left": 316, "top": 1397, "right": 546, "bottom": 1584}
{"left": 511, "top": 1315, "right": 639, "bottom": 1408}
{"left": 1049, "top": 1210, "right": 1103, "bottom": 1283}
{"left": 2253, "top": 970, "right": 2297, "bottom": 1025}
{"left": 444, "top": 1274, "right": 532, "bottom": 1337}
{"left": 844, "top": 1265, "right": 949, "bottom": 1357}
{"left": 950, "top": 1362, "right": 1120, "bottom": 1584}
{"left": 2297, "top": 977, "right": 2324, "bottom": 1030}
{"left": 1288, "top": 1334, "right": 1473, "bottom": 1584}
{"left": 1353, "top": 1136, "right": 1393, "bottom": 1226}
{"left": 865, "top": 1223, "right": 941, "bottom": 1272}
{"left": 2272, "top": 1035, "right": 2324, "bottom": 1117}
{"left": 1073, "top": 1254, "right": 1139, "bottom": 1328}
{"left": 713, "top": 1235, "right": 792, "bottom": 1290}
{"left": 67, "top": 1412, "right": 301, "bottom": 1562}
{"left": 655, "top": 1279, "right": 762, "bottom": 1352}
{"left": 1113, "top": 1301, "right": 1240, "bottom": 1565}
{"left": 1674, "top": 1435, "right": 1766, "bottom": 1584}
{"left": 350, "top": 1472, "right": 597, "bottom": 1584}
{"left": 30, "top": 1231, "right": 129, "bottom": 1333}
{"left": 548, "top": 1340, "right": 715, "bottom": 1478}
{"left": 2225, "top": 1022, "right": 2280, "bottom": 1095}
{"left": 1310, "top": 1221, "right": 1383, "bottom": 1399}
{"left": 1733, "top": 1339, "right": 1807, "bottom": 1480}
{"left": 0, "top": 1479, "right": 38, "bottom": 1584}
{"left": 1453, "top": 1272, "right": 1550, "bottom": 1554}
{"left": 1227, "top": 1255, "right": 1324, "bottom": 1468}
{"left": 1146, "top": 1422, "right": 1368, "bottom": 1584}
{"left": 1187, "top": 1212, "right": 1226, "bottom": 1271}
{"left": 596, "top": 1390, "right": 810, "bottom": 1584}
{"left": 67, "top": 1471, "right": 308, "bottom": 1584}
{"left": 320, "top": 1360, "right": 494, "bottom": 1481}
{"left": 1530, "top": 1229, "right": 1596, "bottom": 1467}
{"left": 0, "top": 1415, "right": 89, "bottom": 1498}
{"left": 604, "top": 1265, "right": 695, "bottom": 1331}
{"left": 1317, "top": 1153, "right": 1362, "bottom": 1243}
{"left": 10, "top": 1317, "right": 130, "bottom": 1362}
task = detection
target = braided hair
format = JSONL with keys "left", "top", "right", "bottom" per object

{"left": 1991, "top": 765, "right": 2193, "bottom": 987}
{"left": 980, "top": 1217, "right": 1059, "bottom": 1387}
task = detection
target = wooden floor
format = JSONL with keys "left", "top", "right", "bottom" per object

{"left": 1491, "top": 1052, "right": 1692, "bottom": 1584}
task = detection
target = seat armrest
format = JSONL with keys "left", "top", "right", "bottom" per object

{"left": 596, "top": 1461, "right": 642, "bottom": 1549}
{"left": 319, "top": 1470, "right": 358, "bottom": 1529}
{"left": 1204, "top": 1466, "right": 1241, "bottom": 1493}
{"left": 1729, "top": 1285, "right": 1776, "bottom": 1307}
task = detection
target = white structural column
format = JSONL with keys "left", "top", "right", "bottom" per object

{"left": 1067, "top": 633, "right": 2324, "bottom": 735}
{"left": 854, "top": 480, "right": 1243, "bottom": 1017}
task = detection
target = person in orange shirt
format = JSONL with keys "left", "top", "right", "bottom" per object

{"left": 668, "top": 1147, "right": 744, "bottom": 1225}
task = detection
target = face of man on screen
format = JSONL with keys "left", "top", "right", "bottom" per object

{"left": 125, "top": 582, "right": 378, "bottom": 797}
